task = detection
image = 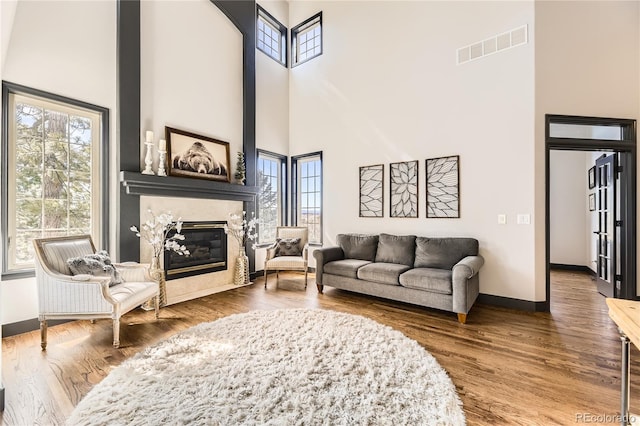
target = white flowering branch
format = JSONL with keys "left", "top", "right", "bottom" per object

{"left": 130, "top": 209, "right": 190, "bottom": 259}
{"left": 224, "top": 211, "right": 258, "bottom": 249}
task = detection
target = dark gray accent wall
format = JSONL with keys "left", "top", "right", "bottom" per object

{"left": 116, "top": 0, "right": 257, "bottom": 266}
{"left": 117, "top": 0, "right": 142, "bottom": 261}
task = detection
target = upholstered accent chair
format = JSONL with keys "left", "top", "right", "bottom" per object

{"left": 264, "top": 227, "right": 309, "bottom": 289}
{"left": 33, "top": 235, "right": 159, "bottom": 349}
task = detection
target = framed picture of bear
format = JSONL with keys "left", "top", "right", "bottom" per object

{"left": 165, "top": 126, "right": 231, "bottom": 182}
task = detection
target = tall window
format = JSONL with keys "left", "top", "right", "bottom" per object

{"left": 257, "top": 150, "right": 287, "bottom": 244}
{"left": 257, "top": 5, "right": 287, "bottom": 67}
{"left": 292, "top": 152, "right": 322, "bottom": 244}
{"left": 291, "top": 12, "right": 322, "bottom": 67}
{"left": 2, "top": 82, "right": 108, "bottom": 277}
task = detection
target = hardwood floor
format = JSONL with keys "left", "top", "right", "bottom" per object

{"left": 1, "top": 270, "right": 638, "bottom": 425}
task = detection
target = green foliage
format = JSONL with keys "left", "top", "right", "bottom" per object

{"left": 235, "top": 151, "right": 246, "bottom": 184}
{"left": 12, "top": 101, "right": 94, "bottom": 265}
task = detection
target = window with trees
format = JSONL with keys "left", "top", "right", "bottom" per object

{"left": 2, "top": 82, "right": 108, "bottom": 277}
{"left": 291, "top": 12, "right": 322, "bottom": 67}
{"left": 257, "top": 5, "right": 287, "bottom": 67}
{"left": 292, "top": 152, "right": 322, "bottom": 244}
{"left": 257, "top": 150, "right": 287, "bottom": 244}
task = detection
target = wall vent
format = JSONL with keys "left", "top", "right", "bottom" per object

{"left": 457, "top": 24, "right": 528, "bottom": 65}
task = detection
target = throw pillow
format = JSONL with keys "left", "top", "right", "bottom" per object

{"left": 67, "top": 250, "right": 123, "bottom": 286}
{"left": 336, "top": 234, "right": 379, "bottom": 261}
{"left": 374, "top": 233, "right": 416, "bottom": 267}
{"left": 275, "top": 238, "right": 302, "bottom": 257}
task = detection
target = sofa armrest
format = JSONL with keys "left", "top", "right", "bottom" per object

{"left": 312, "top": 246, "right": 345, "bottom": 285}
{"left": 452, "top": 255, "right": 484, "bottom": 279}
{"left": 452, "top": 255, "right": 484, "bottom": 314}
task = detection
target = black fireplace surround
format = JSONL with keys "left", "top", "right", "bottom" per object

{"left": 164, "top": 221, "right": 227, "bottom": 280}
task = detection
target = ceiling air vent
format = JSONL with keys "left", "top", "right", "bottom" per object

{"left": 457, "top": 24, "right": 528, "bottom": 65}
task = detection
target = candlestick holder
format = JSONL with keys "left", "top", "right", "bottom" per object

{"left": 157, "top": 150, "right": 167, "bottom": 176}
{"left": 142, "top": 142, "right": 155, "bottom": 175}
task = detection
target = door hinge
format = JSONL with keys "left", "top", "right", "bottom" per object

{"left": 615, "top": 274, "right": 623, "bottom": 282}
{"left": 616, "top": 220, "right": 623, "bottom": 227}
{"left": 616, "top": 165, "right": 623, "bottom": 175}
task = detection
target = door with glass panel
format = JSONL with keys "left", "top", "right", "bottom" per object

{"left": 595, "top": 153, "right": 618, "bottom": 298}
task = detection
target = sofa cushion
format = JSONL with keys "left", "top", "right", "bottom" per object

{"left": 374, "top": 233, "right": 416, "bottom": 267}
{"left": 414, "top": 237, "right": 479, "bottom": 270}
{"left": 275, "top": 238, "right": 302, "bottom": 257}
{"left": 66, "top": 250, "right": 123, "bottom": 286}
{"left": 357, "top": 262, "right": 410, "bottom": 285}
{"left": 325, "top": 259, "right": 371, "bottom": 279}
{"left": 399, "top": 268, "right": 452, "bottom": 295}
{"left": 337, "top": 234, "right": 379, "bottom": 261}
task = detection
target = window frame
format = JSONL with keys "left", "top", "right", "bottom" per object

{"left": 1, "top": 81, "right": 110, "bottom": 280}
{"left": 256, "top": 4, "right": 288, "bottom": 67}
{"left": 256, "top": 149, "right": 288, "bottom": 246}
{"left": 291, "top": 12, "right": 323, "bottom": 68}
{"left": 292, "top": 151, "right": 323, "bottom": 245}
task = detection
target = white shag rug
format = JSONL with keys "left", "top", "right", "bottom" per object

{"left": 67, "top": 309, "right": 465, "bottom": 426}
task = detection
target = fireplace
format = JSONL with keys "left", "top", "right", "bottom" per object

{"left": 164, "top": 221, "right": 227, "bottom": 280}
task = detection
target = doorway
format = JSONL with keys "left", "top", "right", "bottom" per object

{"left": 545, "top": 114, "right": 637, "bottom": 310}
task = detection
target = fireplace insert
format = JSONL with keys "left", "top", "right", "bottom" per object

{"left": 164, "top": 221, "right": 227, "bottom": 280}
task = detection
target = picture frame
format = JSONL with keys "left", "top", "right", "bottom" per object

{"left": 389, "top": 160, "right": 418, "bottom": 218}
{"left": 589, "top": 193, "right": 596, "bottom": 211}
{"left": 588, "top": 166, "right": 596, "bottom": 189}
{"left": 359, "top": 164, "right": 384, "bottom": 217}
{"left": 426, "top": 155, "right": 460, "bottom": 218}
{"left": 166, "top": 126, "right": 231, "bottom": 182}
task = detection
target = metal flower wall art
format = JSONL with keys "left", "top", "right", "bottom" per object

{"left": 359, "top": 164, "right": 384, "bottom": 217}
{"left": 389, "top": 161, "right": 418, "bottom": 218}
{"left": 426, "top": 156, "right": 460, "bottom": 218}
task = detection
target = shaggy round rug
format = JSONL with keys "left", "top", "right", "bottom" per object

{"left": 67, "top": 309, "right": 465, "bottom": 425}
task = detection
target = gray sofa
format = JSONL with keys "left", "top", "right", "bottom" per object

{"left": 313, "top": 233, "right": 484, "bottom": 323}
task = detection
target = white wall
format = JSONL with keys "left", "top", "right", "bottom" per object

{"left": 549, "top": 151, "right": 589, "bottom": 267}
{"left": 1, "top": 0, "right": 117, "bottom": 324}
{"left": 289, "top": 1, "right": 537, "bottom": 300}
{"left": 535, "top": 1, "right": 640, "bottom": 299}
{"left": 140, "top": 0, "right": 243, "bottom": 172}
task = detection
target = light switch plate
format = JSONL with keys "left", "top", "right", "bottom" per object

{"left": 517, "top": 214, "right": 531, "bottom": 225}
{"left": 498, "top": 214, "right": 507, "bottom": 225}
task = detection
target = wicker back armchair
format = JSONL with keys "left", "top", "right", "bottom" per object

{"left": 33, "top": 235, "right": 159, "bottom": 349}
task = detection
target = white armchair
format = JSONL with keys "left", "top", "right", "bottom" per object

{"left": 264, "top": 227, "right": 309, "bottom": 289}
{"left": 33, "top": 235, "right": 159, "bottom": 349}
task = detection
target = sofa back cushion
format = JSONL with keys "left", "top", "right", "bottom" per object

{"left": 337, "top": 234, "right": 379, "bottom": 261}
{"left": 414, "top": 237, "right": 479, "bottom": 270}
{"left": 375, "top": 233, "right": 416, "bottom": 267}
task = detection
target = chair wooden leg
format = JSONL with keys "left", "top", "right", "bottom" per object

{"left": 90, "top": 319, "right": 96, "bottom": 324}
{"left": 304, "top": 269, "right": 308, "bottom": 289}
{"left": 40, "top": 320, "right": 48, "bottom": 351}
{"left": 155, "top": 294, "right": 160, "bottom": 319}
{"left": 457, "top": 313, "right": 467, "bottom": 324}
{"left": 317, "top": 284, "right": 324, "bottom": 294}
{"left": 113, "top": 318, "right": 120, "bottom": 348}
{"left": 264, "top": 268, "right": 268, "bottom": 288}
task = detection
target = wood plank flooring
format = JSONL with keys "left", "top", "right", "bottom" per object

{"left": 1, "top": 270, "right": 638, "bottom": 425}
